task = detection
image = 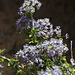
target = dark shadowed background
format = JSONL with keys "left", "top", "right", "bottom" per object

{"left": 0, "top": 0, "right": 75, "bottom": 75}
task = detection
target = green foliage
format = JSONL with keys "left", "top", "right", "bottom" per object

{"left": 7, "top": 58, "right": 23, "bottom": 75}
{"left": 0, "top": 49, "right": 5, "bottom": 54}
{"left": 28, "top": 28, "right": 40, "bottom": 44}
{"left": 0, "top": 49, "right": 5, "bottom": 75}
{"left": 0, "top": 49, "right": 23, "bottom": 75}
{"left": 54, "top": 56, "right": 75, "bottom": 75}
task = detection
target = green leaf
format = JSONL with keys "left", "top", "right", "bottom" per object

{"left": 35, "top": 30, "right": 40, "bottom": 32}
{"left": 8, "top": 63, "right": 10, "bottom": 67}
{"left": 17, "top": 70, "right": 23, "bottom": 75}
{"left": 64, "top": 72, "right": 68, "bottom": 75}
{"left": 61, "top": 56, "right": 66, "bottom": 61}
{"left": 16, "top": 30, "right": 22, "bottom": 34}
{"left": 29, "top": 35, "right": 32, "bottom": 37}
{"left": 25, "top": 39, "right": 29, "bottom": 43}
{"left": 0, "top": 49, "right": 5, "bottom": 54}
{"left": 33, "top": 35, "right": 36, "bottom": 40}
{"left": 1, "top": 59, "right": 4, "bottom": 63}
{"left": 10, "top": 58, "right": 14, "bottom": 62}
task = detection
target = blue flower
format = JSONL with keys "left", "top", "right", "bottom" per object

{"left": 16, "top": 16, "right": 31, "bottom": 31}
{"left": 18, "top": 0, "right": 42, "bottom": 15}
{"left": 34, "top": 18, "right": 54, "bottom": 38}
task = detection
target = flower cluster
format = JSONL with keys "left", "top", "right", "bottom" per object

{"left": 16, "top": 38, "right": 68, "bottom": 67}
{"left": 16, "top": 16, "right": 31, "bottom": 31}
{"left": 15, "top": 0, "right": 75, "bottom": 75}
{"left": 43, "top": 38, "right": 68, "bottom": 56}
{"left": 16, "top": 0, "right": 42, "bottom": 31}
{"left": 16, "top": 44, "right": 44, "bottom": 67}
{"left": 18, "top": 0, "right": 42, "bottom": 15}
{"left": 34, "top": 18, "right": 62, "bottom": 39}
{"left": 38, "top": 66, "right": 63, "bottom": 75}
{"left": 54, "top": 26, "right": 61, "bottom": 36}
{"left": 34, "top": 18, "right": 54, "bottom": 38}
{"left": 0, "top": 0, "right": 75, "bottom": 75}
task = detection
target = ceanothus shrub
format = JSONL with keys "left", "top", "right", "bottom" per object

{"left": 16, "top": 0, "right": 75, "bottom": 75}
{"left": 0, "top": 0, "right": 75, "bottom": 75}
